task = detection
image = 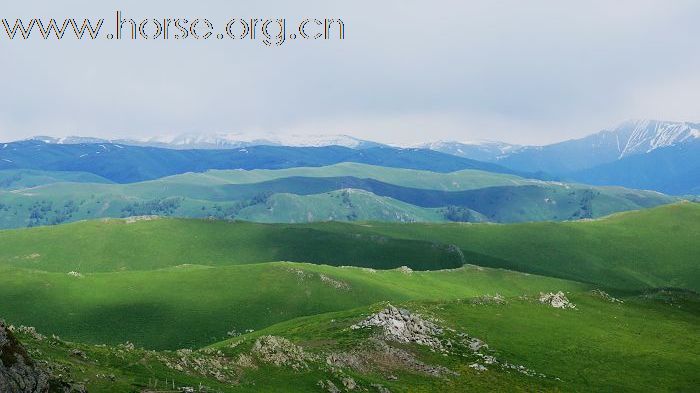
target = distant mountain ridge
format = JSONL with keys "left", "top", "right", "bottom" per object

{"left": 28, "top": 132, "right": 386, "bottom": 150}
{"left": 0, "top": 140, "right": 515, "bottom": 183}
{"left": 419, "top": 120, "right": 700, "bottom": 194}
{"left": 10, "top": 118, "right": 700, "bottom": 194}
{"left": 570, "top": 139, "right": 700, "bottom": 195}
{"left": 415, "top": 140, "right": 521, "bottom": 162}
{"left": 423, "top": 120, "right": 700, "bottom": 172}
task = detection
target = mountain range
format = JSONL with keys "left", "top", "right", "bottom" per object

{"left": 31, "top": 132, "right": 385, "bottom": 150}
{"left": 5, "top": 118, "right": 700, "bottom": 194}
{"left": 0, "top": 140, "right": 515, "bottom": 183}
{"left": 423, "top": 120, "right": 700, "bottom": 194}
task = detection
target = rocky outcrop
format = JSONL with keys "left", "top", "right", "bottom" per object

{"left": 252, "top": 336, "right": 314, "bottom": 371}
{"left": 0, "top": 320, "right": 50, "bottom": 393}
{"left": 351, "top": 305, "right": 443, "bottom": 348}
{"left": 539, "top": 292, "right": 576, "bottom": 309}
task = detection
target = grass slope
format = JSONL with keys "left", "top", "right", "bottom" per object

{"left": 1, "top": 203, "right": 697, "bottom": 291}
{"left": 0, "top": 263, "right": 584, "bottom": 349}
{"left": 0, "top": 163, "right": 676, "bottom": 228}
{"left": 0, "top": 218, "right": 464, "bottom": 272}
{"left": 9, "top": 291, "right": 699, "bottom": 392}
{"left": 235, "top": 189, "right": 447, "bottom": 223}
{"left": 303, "top": 203, "right": 700, "bottom": 291}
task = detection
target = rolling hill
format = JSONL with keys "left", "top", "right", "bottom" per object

{"left": 0, "top": 203, "right": 696, "bottom": 392}
{"left": 0, "top": 163, "right": 677, "bottom": 228}
{"left": 5, "top": 289, "right": 699, "bottom": 392}
{"left": 304, "top": 203, "right": 700, "bottom": 291}
{"left": 1, "top": 203, "right": 697, "bottom": 290}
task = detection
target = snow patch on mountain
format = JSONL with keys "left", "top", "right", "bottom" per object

{"left": 415, "top": 140, "right": 522, "bottom": 161}
{"left": 28, "top": 132, "right": 386, "bottom": 150}
{"left": 615, "top": 119, "right": 700, "bottom": 158}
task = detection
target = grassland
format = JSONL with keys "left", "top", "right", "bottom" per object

{"left": 1, "top": 203, "right": 697, "bottom": 291}
{"left": 0, "top": 262, "right": 585, "bottom": 349}
{"left": 0, "top": 201, "right": 697, "bottom": 392}
{"left": 11, "top": 291, "right": 699, "bottom": 392}
{"left": 0, "top": 163, "right": 676, "bottom": 228}
{"left": 301, "top": 202, "right": 700, "bottom": 291}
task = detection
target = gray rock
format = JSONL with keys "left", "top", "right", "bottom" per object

{"left": 0, "top": 320, "right": 50, "bottom": 393}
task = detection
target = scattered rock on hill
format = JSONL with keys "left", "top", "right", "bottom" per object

{"left": 470, "top": 294, "right": 506, "bottom": 305}
{"left": 590, "top": 289, "right": 623, "bottom": 303}
{"left": 0, "top": 320, "right": 50, "bottom": 393}
{"left": 396, "top": 266, "right": 413, "bottom": 274}
{"left": 317, "top": 379, "right": 341, "bottom": 393}
{"left": 342, "top": 376, "right": 357, "bottom": 390}
{"left": 539, "top": 292, "right": 576, "bottom": 309}
{"left": 124, "top": 215, "right": 159, "bottom": 224}
{"left": 327, "top": 338, "right": 456, "bottom": 378}
{"left": 351, "top": 305, "right": 443, "bottom": 349}
{"left": 252, "top": 336, "right": 314, "bottom": 371}
{"left": 319, "top": 274, "right": 351, "bottom": 291}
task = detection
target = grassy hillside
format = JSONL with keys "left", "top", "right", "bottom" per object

{"left": 306, "top": 203, "right": 700, "bottom": 291}
{"left": 0, "top": 263, "right": 584, "bottom": 349}
{"left": 158, "top": 163, "right": 536, "bottom": 191}
{"left": 0, "top": 218, "right": 464, "bottom": 272}
{"left": 1, "top": 204, "right": 697, "bottom": 291}
{"left": 0, "top": 199, "right": 694, "bottom": 392}
{"left": 9, "top": 291, "right": 699, "bottom": 392}
{"left": 235, "top": 189, "right": 448, "bottom": 223}
{"left": 0, "top": 163, "right": 676, "bottom": 228}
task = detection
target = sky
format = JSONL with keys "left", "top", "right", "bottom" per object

{"left": 1, "top": 0, "right": 699, "bottom": 146}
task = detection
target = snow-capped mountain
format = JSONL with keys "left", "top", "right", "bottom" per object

{"left": 609, "top": 119, "right": 700, "bottom": 159}
{"left": 28, "top": 132, "right": 386, "bottom": 150}
{"left": 31, "top": 136, "right": 112, "bottom": 145}
{"left": 415, "top": 140, "right": 522, "bottom": 162}
{"left": 419, "top": 120, "right": 700, "bottom": 175}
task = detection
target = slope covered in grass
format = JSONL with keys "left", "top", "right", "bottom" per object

{"left": 157, "top": 163, "right": 535, "bottom": 191}
{"left": 304, "top": 203, "right": 700, "bottom": 291}
{"left": 0, "top": 218, "right": 464, "bottom": 272}
{"left": 1, "top": 203, "right": 697, "bottom": 290}
{"left": 235, "top": 189, "right": 448, "bottom": 223}
{"left": 8, "top": 291, "right": 698, "bottom": 392}
{"left": 0, "top": 162, "right": 676, "bottom": 228}
{"left": 0, "top": 263, "right": 584, "bottom": 349}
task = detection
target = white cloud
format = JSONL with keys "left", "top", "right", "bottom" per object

{"left": 0, "top": 0, "right": 699, "bottom": 144}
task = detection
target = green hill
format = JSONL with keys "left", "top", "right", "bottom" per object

{"left": 9, "top": 291, "right": 699, "bottom": 392}
{"left": 1, "top": 203, "right": 697, "bottom": 291}
{"left": 305, "top": 202, "right": 700, "bottom": 291}
{"left": 0, "top": 262, "right": 584, "bottom": 349}
{"left": 0, "top": 163, "right": 676, "bottom": 228}
{"left": 0, "top": 202, "right": 696, "bottom": 392}
{"left": 0, "top": 217, "right": 465, "bottom": 273}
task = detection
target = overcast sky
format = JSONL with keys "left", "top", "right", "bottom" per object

{"left": 1, "top": 0, "right": 699, "bottom": 145}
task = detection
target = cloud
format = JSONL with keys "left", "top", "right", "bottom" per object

{"left": 0, "top": 0, "right": 699, "bottom": 144}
